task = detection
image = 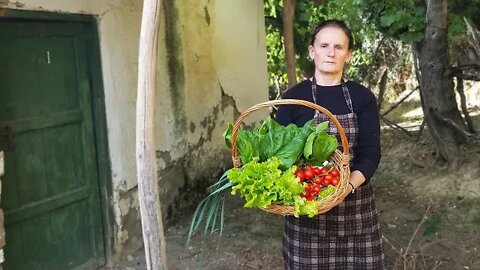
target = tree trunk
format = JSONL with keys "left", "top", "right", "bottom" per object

{"left": 377, "top": 68, "right": 388, "bottom": 110}
{"left": 282, "top": 0, "right": 297, "bottom": 88}
{"left": 414, "top": 0, "right": 468, "bottom": 162}
{"left": 136, "top": 0, "right": 168, "bottom": 269}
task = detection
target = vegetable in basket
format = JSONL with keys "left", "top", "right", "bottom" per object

{"left": 187, "top": 116, "right": 339, "bottom": 244}
{"left": 224, "top": 117, "right": 337, "bottom": 168}
{"left": 227, "top": 156, "right": 317, "bottom": 217}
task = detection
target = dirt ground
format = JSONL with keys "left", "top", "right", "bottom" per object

{"left": 105, "top": 107, "right": 480, "bottom": 270}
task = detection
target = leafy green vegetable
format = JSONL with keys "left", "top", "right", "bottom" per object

{"left": 303, "top": 121, "right": 329, "bottom": 159}
{"left": 318, "top": 185, "right": 335, "bottom": 200}
{"left": 296, "top": 198, "right": 317, "bottom": 218}
{"left": 224, "top": 123, "right": 261, "bottom": 165}
{"left": 187, "top": 170, "right": 233, "bottom": 246}
{"left": 224, "top": 117, "right": 327, "bottom": 169}
{"left": 258, "top": 117, "right": 314, "bottom": 169}
{"left": 227, "top": 156, "right": 317, "bottom": 217}
{"left": 305, "top": 131, "right": 338, "bottom": 166}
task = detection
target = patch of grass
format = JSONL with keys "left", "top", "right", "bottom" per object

{"left": 423, "top": 214, "right": 441, "bottom": 237}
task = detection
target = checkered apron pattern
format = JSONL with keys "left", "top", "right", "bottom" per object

{"left": 283, "top": 79, "right": 386, "bottom": 270}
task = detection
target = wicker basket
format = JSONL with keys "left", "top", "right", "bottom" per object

{"left": 230, "top": 99, "right": 351, "bottom": 216}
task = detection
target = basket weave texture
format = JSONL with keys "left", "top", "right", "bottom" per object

{"left": 230, "top": 99, "right": 351, "bottom": 216}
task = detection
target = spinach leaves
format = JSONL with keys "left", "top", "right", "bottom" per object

{"left": 224, "top": 117, "right": 338, "bottom": 168}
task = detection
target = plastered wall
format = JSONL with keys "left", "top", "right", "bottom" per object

{"left": 0, "top": 0, "right": 268, "bottom": 258}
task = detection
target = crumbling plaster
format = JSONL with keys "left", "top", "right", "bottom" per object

{"left": 1, "top": 0, "right": 269, "bottom": 258}
{"left": 155, "top": 0, "right": 269, "bottom": 222}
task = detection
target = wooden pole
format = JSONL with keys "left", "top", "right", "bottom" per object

{"left": 282, "top": 0, "right": 297, "bottom": 88}
{"left": 136, "top": 0, "right": 168, "bottom": 269}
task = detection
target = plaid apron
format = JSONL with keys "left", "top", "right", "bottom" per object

{"left": 283, "top": 79, "right": 386, "bottom": 270}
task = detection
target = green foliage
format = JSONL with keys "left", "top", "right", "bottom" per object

{"left": 361, "top": 0, "right": 425, "bottom": 43}
{"left": 187, "top": 170, "right": 233, "bottom": 245}
{"left": 449, "top": 13, "right": 467, "bottom": 38}
{"left": 449, "top": 0, "right": 480, "bottom": 29}
{"left": 361, "top": 0, "right": 480, "bottom": 45}
{"left": 264, "top": 0, "right": 288, "bottom": 89}
{"left": 264, "top": 0, "right": 378, "bottom": 91}
{"left": 263, "top": 0, "right": 480, "bottom": 95}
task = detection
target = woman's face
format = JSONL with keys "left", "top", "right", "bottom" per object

{"left": 309, "top": 26, "right": 352, "bottom": 78}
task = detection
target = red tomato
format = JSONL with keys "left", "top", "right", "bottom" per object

{"left": 324, "top": 174, "right": 333, "bottom": 181}
{"left": 296, "top": 171, "right": 305, "bottom": 181}
{"left": 304, "top": 184, "right": 312, "bottom": 192}
{"left": 331, "top": 178, "right": 339, "bottom": 186}
{"left": 330, "top": 168, "right": 339, "bottom": 177}
{"left": 320, "top": 167, "right": 328, "bottom": 175}
{"left": 313, "top": 185, "right": 321, "bottom": 193}
{"left": 314, "top": 178, "right": 323, "bottom": 185}
{"left": 314, "top": 167, "right": 321, "bottom": 175}
{"left": 304, "top": 169, "right": 315, "bottom": 180}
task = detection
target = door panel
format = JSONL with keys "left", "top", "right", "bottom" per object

{"left": 0, "top": 20, "right": 105, "bottom": 270}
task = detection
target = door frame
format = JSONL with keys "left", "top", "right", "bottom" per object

{"left": 0, "top": 8, "right": 115, "bottom": 266}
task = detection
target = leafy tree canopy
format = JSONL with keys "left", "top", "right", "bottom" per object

{"left": 264, "top": 0, "right": 480, "bottom": 92}
{"left": 265, "top": 0, "right": 386, "bottom": 90}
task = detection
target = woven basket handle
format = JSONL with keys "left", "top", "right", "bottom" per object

{"left": 231, "top": 99, "right": 350, "bottom": 168}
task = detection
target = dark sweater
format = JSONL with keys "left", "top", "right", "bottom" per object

{"left": 275, "top": 79, "right": 381, "bottom": 184}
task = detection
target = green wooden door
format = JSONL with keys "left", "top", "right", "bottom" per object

{"left": 0, "top": 20, "right": 105, "bottom": 270}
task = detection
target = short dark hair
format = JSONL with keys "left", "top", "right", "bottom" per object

{"left": 309, "top": 19, "right": 354, "bottom": 50}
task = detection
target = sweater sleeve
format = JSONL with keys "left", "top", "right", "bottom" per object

{"left": 351, "top": 90, "right": 381, "bottom": 184}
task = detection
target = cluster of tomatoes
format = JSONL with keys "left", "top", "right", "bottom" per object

{"left": 295, "top": 163, "right": 340, "bottom": 201}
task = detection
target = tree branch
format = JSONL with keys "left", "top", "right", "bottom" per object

{"left": 381, "top": 87, "right": 418, "bottom": 117}
{"left": 451, "top": 64, "right": 480, "bottom": 70}
{"left": 405, "top": 205, "right": 430, "bottom": 257}
{"left": 451, "top": 65, "right": 480, "bottom": 81}
{"left": 455, "top": 77, "right": 476, "bottom": 134}
{"left": 433, "top": 113, "right": 480, "bottom": 140}
{"left": 380, "top": 116, "right": 416, "bottom": 139}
